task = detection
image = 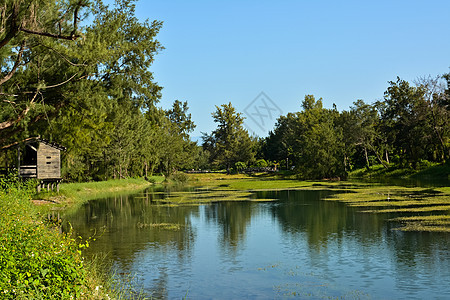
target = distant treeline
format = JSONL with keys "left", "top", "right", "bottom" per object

{"left": 261, "top": 75, "right": 450, "bottom": 179}
{"left": 1, "top": 1, "right": 448, "bottom": 181}
{"left": 199, "top": 75, "right": 449, "bottom": 179}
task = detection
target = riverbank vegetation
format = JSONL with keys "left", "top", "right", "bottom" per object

{"left": 0, "top": 175, "right": 116, "bottom": 299}
{"left": 0, "top": 176, "right": 165, "bottom": 299}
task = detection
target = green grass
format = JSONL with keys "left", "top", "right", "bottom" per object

{"left": 348, "top": 164, "right": 415, "bottom": 178}
{"left": 187, "top": 173, "right": 338, "bottom": 191}
{"left": 154, "top": 173, "right": 336, "bottom": 205}
{"left": 388, "top": 215, "right": 450, "bottom": 232}
{"left": 411, "top": 162, "right": 450, "bottom": 179}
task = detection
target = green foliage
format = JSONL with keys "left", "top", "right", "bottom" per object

{"left": 0, "top": 176, "right": 88, "bottom": 299}
{"left": 0, "top": 171, "right": 36, "bottom": 193}
{"left": 235, "top": 161, "right": 247, "bottom": 172}
{"left": 167, "top": 172, "right": 189, "bottom": 183}
{"left": 0, "top": 175, "right": 155, "bottom": 299}
{"left": 377, "top": 77, "right": 430, "bottom": 168}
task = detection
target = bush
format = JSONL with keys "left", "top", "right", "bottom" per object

{"left": 254, "top": 159, "right": 268, "bottom": 168}
{"left": 0, "top": 218, "right": 87, "bottom": 299}
{"left": 0, "top": 175, "right": 92, "bottom": 299}
{"left": 168, "top": 172, "right": 189, "bottom": 183}
{"left": 235, "top": 162, "right": 247, "bottom": 173}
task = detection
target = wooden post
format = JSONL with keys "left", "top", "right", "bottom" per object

{"left": 17, "top": 147, "right": 20, "bottom": 176}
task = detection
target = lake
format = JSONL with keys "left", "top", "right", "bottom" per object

{"left": 64, "top": 187, "right": 450, "bottom": 299}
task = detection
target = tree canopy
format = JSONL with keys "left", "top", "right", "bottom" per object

{"left": 0, "top": 0, "right": 198, "bottom": 181}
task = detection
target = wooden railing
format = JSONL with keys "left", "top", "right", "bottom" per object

{"left": 19, "top": 165, "right": 37, "bottom": 178}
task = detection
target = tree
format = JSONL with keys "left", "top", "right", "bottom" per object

{"left": 294, "top": 95, "right": 344, "bottom": 179}
{"left": 414, "top": 75, "right": 450, "bottom": 161}
{"left": 1, "top": 0, "right": 90, "bottom": 142}
{"left": 202, "top": 102, "right": 255, "bottom": 172}
{"left": 262, "top": 112, "right": 297, "bottom": 166}
{"left": 165, "top": 100, "right": 195, "bottom": 138}
{"left": 378, "top": 77, "right": 430, "bottom": 168}
{"left": 157, "top": 100, "right": 197, "bottom": 176}
{"left": 0, "top": 0, "right": 163, "bottom": 146}
{"left": 263, "top": 95, "right": 345, "bottom": 179}
{"left": 349, "top": 99, "right": 388, "bottom": 169}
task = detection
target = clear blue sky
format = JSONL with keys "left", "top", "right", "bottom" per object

{"left": 106, "top": 0, "right": 450, "bottom": 137}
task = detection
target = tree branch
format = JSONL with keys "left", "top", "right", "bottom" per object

{"left": 20, "top": 27, "right": 79, "bottom": 40}
{"left": 0, "top": 42, "right": 25, "bottom": 86}
{"left": 42, "top": 73, "right": 78, "bottom": 89}
{"left": 0, "top": 3, "right": 20, "bottom": 49}
{"left": 39, "top": 43, "right": 87, "bottom": 67}
{"left": 0, "top": 91, "right": 39, "bottom": 130}
{"left": 1, "top": 1, "right": 86, "bottom": 49}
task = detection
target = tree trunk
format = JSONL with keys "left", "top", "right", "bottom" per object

{"left": 364, "top": 147, "right": 370, "bottom": 170}
{"left": 374, "top": 149, "right": 388, "bottom": 169}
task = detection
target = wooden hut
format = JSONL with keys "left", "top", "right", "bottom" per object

{"left": 1, "top": 137, "right": 66, "bottom": 192}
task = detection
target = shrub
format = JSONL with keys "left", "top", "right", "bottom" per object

{"left": 235, "top": 162, "right": 247, "bottom": 173}
{"left": 168, "top": 172, "right": 189, "bottom": 183}
{"left": 0, "top": 175, "right": 90, "bottom": 299}
{"left": 254, "top": 159, "right": 268, "bottom": 168}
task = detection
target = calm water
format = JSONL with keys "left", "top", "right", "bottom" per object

{"left": 64, "top": 188, "right": 450, "bottom": 299}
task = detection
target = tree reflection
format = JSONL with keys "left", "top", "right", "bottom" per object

{"left": 63, "top": 188, "right": 198, "bottom": 297}
{"left": 204, "top": 201, "right": 254, "bottom": 252}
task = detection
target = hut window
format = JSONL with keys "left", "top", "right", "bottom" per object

{"left": 46, "top": 156, "right": 51, "bottom": 159}
{"left": 46, "top": 162, "right": 52, "bottom": 165}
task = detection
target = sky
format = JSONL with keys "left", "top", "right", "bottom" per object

{"left": 105, "top": 0, "right": 450, "bottom": 138}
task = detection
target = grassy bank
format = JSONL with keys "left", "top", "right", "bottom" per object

{"left": 348, "top": 162, "right": 450, "bottom": 180}
{"left": 35, "top": 176, "right": 163, "bottom": 213}
{"left": 0, "top": 176, "right": 163, "bottom": 299}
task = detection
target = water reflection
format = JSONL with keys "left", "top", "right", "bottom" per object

{"left": 63, "top": 189, "right": 197, "bottom": 268}
{"left": 64, "top": 187, "right": 450, "bottom": 299}
{"left": 204, "top": 202, "right": 253, "bottom": 250}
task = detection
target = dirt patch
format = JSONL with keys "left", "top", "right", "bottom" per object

{"left": 31, "top": 198, "right": 61, "bottom": 206}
